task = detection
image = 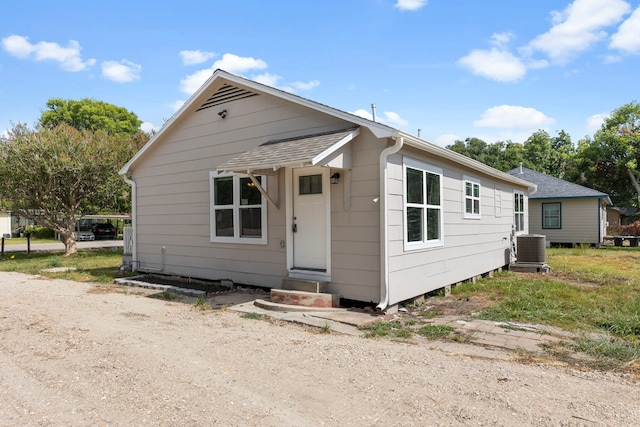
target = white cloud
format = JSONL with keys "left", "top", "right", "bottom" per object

{"left": 351, "top": 108, "right": 408, "bottom": 127}
{"left": 253, "top": 72, "right": 282, "bottom": 88}
{"left": 179, "top": 68, "right": 214, "bottom": 94}
{"left": 458, "top": 48, "right": 527, "bottom": 82}
{"left": 1, "top": 129, "right": 9, "bottom": 139}
{"left": 395, "top": 0, "right": 427, "bottom": 11}
{"left": 526, "top": 0, "right": 630, "bottom": 63}
{"left": 101, "top": 60, "right": 141, "bottom": 83}
{"left": 434, "top": 133, "right": 459, "bottom": 147}
{"left": 179, "top": 53, "right": 269, "bottom": 95}
{"left": 352, "top": 109, "right": 373, "bottom": 120}
{"left": 586, "top": 112, "right": 609, "bottom": 133}
{"left": 212, "top": 53, "right": 267, "bottom": 74}
{"left": 490, "top": 32, "right": 514, "bottom": 49}
{"left": 1, "top": 34, "right": 95, "bottom": 71}
{"left": 290, "top": 80, "right": 320, "bottom": 91}
{"left": 474, "top": 105, "right": 555, "bottom": 129}
{"left": 610, "top": 6, "right": 640, "bottom": 54}
{"left": 180, "top": 50, "right": 216, "bottom": 66}
{"left": 170, "top": 100, "right": 186, "bottom": 111}
{"left": 382, "top": 111, "right": 408, "bottom": 127}
{"left": 140, "top": 122, "right": 158, "bottom": 133}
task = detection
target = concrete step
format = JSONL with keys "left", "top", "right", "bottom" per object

{"left": 270, "top": 289, "right": 340, "bottom": 308}
{"left": 282, "top": 278, "right": 328, "bottom": 293}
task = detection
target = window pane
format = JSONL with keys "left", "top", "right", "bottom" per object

{"left": 407, "top": 207, "right": 423, "bottom": 242}
{"left": 240, "top": 208, "right": 262, "bottom": 237}
{"left": 473, "top": 199, "right": 480, "bottom": 214}
{"left": 466, "top": 198, "right": 472, "bottom": 214}
{"left": 427, "top": 208, "right": 440, "bottom": 240}
{"left": 426, "top": 173, "right": 440, "bottom": 205}
{"left": 215, "top": 209, "right": 234, "bottom": 236}
{"left": 240, "top": 176, "right": 262, "bottom": 205}
{"left": 214, "top": 177, "right": 233, "bottom": 205}
{"left": 299, "top": 174, "right": 322, "bottom": 195}
{"left": 465, "top": 182, "right": 472, "bottom": 197}
{"left": 473, "top": 184, "right": 479, "bottom": 198}
{"left": 406, "top": 168, "right": 423, "bottom": 204}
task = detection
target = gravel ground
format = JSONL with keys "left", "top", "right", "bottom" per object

{"left": 0, "top": 271, "right": 638, "bottom": 426}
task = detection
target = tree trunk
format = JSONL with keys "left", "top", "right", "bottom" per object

{"left": 626, "top": 169, "right": 640, "bottom": 207}
{"left": 59, "top": 231, "right": 78, "bottom": 256}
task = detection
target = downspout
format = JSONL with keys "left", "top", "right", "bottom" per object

{"left": 124, "top": 176, "right": 138, "bottom": 272}
{"left": 376, "top": 135, "right": 404, "bottom": 311}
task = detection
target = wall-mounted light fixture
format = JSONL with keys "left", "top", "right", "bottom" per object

{"left": 330, "top": 172, "right": 341, "bottom": 184}
{"left": 218, "top": 109, "right": 228, "bottom": 119}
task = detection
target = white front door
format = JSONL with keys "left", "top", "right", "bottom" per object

{"left": 292, "top": 168, "right": 328, "bottom": 271}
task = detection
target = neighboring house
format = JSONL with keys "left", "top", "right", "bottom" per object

{"left": 120, "top": 70, "right": 535, "bottom": 309}
{"left": 507, "top": 166, "right": 611, "bottom": 247}
{"left": 0, "top": 211, "right": 11, "bottom": 238}
{"left": 606, "top": 207, "right": 637, "bottom": 227}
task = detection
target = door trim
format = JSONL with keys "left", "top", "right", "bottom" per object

{"left": 286, "top": 167, "right": 331, "bottom": 280}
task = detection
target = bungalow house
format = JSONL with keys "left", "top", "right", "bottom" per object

{"left": 506, "top": 166, "right": 611, "bottom": 247}
{"left": 120, "top": 70, "right": 535, "bottom": 310}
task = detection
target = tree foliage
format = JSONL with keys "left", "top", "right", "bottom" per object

{"left": 447, "top": 130, "right": 574, "bottom": 175}
{"left": 0, "top": 123, "right": 147, "bottom": 255}
{"left": 39, "top": 98, "right": 142, "bottom": 134}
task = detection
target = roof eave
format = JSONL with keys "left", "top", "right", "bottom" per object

{"left": 397, "top": 131, "right": 537, "bottom": 192}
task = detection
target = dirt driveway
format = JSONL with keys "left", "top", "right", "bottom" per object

{"left": 0, "top": 271, "right": 638, "bottom": 426}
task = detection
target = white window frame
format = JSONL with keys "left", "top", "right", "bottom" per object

{"left": 210, "top": 171, "right": 268, "bottom": 244}
{"left": 403, "top": 157, "right": 444, "bottom": 251}
{"left": 514, "top": 190, "right": 525, "bottom": 234}
{"left": 463, "top": 175, "right": 481, "bottom": 219}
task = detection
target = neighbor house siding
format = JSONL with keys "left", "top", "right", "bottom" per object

{"left": 529, "top": 198, "right": 601, "bottom": 245}
{"left": 131, "top": 87, "right": 351, "bottom": 287}
{"left": 385, "top": 147, "right": 526, "bottom": 304}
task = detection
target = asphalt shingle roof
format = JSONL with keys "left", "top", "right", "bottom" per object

{"left": 217, "top": 127, "right": 358, "bottom": 173}
{"left": 506, "top": 166, "right": 611, "bottom": 204}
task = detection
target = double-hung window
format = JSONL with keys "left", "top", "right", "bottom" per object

{"left": 210, "top": 172, "right": 267, "bottom": 244}
{"left": 463, "top": 176, "right": 481, "bottom": 219}
{"left": 542, "top": 202, "right": 561, "bottom": 229}
{"left": 404, "top": 157, "right": 443, "bottom": 250}
{"left": 514, "top": 191, "right": 525, "bottom": 233}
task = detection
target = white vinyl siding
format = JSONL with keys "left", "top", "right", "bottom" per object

{"left": 463, "top": 176, "right": 481, "bottom": 219}
{"left": 403, "top": 157, "right": 443, "bottom": 250}
{"left": 210, "top": 172, "right": 267, "bottom": 244}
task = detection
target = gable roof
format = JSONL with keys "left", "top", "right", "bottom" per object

{"left": 506, "top": 166, "right": 611, "bottom": 204}
{"left": 119, "top": 70, "right": 535, "bottom": 191}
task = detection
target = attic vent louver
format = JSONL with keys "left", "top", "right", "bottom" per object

{"left": 196, "top": 84, "right": 258, "bottom": 111}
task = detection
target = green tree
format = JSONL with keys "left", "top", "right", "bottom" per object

{"left": 566, "top": 102, "right": 640, "bottom": 206}
{"left": 39, "top": 98, "right": 142, "bottom": 134}
{"left": 0, "top": 123, "right": 146, "bottom": 255}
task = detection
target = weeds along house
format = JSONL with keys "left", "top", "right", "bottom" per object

{"left": 119, "top": 70, "right": 535, "bottom": 310}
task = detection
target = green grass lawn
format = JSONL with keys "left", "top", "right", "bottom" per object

{"left": 451, "top": 247, "right": 640, "bottom": 373}
{"left": 0, "top": 248, "right": 124, "bottom": 283}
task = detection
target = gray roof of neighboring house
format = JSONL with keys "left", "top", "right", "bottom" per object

{"left": 506, "top": 166, "right": 612, "bottom": 204}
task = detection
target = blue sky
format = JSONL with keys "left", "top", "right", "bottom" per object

{"left": 2, "top": 0, "right": 639, "bottom": 146}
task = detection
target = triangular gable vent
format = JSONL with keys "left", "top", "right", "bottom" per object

{"left": 196, "top": 84, "right": 258, "bottom": 111}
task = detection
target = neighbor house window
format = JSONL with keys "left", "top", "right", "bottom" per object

{"left": 542, "top": 202, "right": 561, "bottom": 229}
{"left": 404, "top": 157, "right": 443, "bottom": 250}
{"left": 463, "top": 176, "right": 481, "bottom": 219}
{"left": 514, "top": 191, "right": 525, "bottom": 233}
{"left": 210, "top": 172, "right": 267, "bottom": 244}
